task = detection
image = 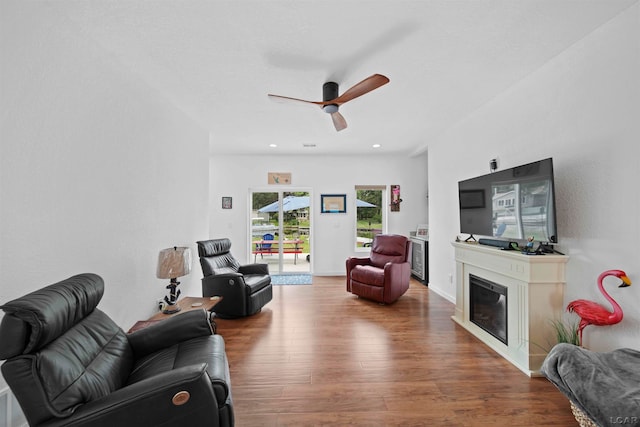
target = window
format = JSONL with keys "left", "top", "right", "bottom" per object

{"left": 355, "top": 186, "right": 386, "bottom": 250}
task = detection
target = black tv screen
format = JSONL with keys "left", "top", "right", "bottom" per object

{"left": 458, "top": 158, "right": 558, "bottom": 243}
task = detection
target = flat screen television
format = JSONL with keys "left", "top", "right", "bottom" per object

{"left": 458, "top": 158, "right": 558, "bottom": 244}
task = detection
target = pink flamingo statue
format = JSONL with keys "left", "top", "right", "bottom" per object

{"left": 567, "top": 269, "right": 631, "bottom": 346}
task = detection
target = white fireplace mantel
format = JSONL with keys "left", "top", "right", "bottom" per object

{"left": 451, "top": 241, "right": 569, "bottom": 376}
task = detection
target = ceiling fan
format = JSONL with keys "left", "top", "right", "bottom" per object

{"left": 267, "top": 74, "right": 390, "bottom": 132}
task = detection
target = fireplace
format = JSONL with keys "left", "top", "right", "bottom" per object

{"left": 452, "top": 242, "right": 568, "bottom": 376}
{"left": 469, "top": 274, "right": 507, "bottom": 345}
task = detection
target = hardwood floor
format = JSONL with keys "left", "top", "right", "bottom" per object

{"left": 214, "top": 277, "right": 576, "bottom": 426}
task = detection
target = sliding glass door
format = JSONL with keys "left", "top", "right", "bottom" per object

{"left": 250, "top": 190, "right": 311, "bottom": 274}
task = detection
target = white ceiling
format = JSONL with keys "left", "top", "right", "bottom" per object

{"left": 51, "top": 0, "right": 635, "bottom": 156}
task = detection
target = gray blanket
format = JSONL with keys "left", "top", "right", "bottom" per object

{"left": 541, "top": 343, "right": 640, "bottom": 427}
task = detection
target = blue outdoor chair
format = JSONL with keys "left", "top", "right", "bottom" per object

{"left": 255, "top": 233, "right": 274, "bottom": 262}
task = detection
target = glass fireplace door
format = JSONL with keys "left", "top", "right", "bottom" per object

{"left": 469, "top": 274, "right": 508, "bottom": 345}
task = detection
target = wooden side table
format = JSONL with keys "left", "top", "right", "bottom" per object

{"left": 128, "top": 296, "right": 222, "bottom": 333}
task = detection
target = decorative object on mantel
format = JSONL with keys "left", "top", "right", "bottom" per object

{"left": 416, "top": 224, "right": 428, "bottom": 238}
{"left": 522, "top": 236, "right": 535, "bottom": 253}
{"left": 268, "top": 172, "right": 291, "bottom": 185}
{"left": 222, "top": 196, "right": 232, "bottom": 209}
{"left": 390, "top": 185, "right": 402, "bottom": 211}
{"left": 566, "top": 269, "right": 631, "bottom": 347}
{"left": 156, "top": 246, "right": 192, "bottom": 314}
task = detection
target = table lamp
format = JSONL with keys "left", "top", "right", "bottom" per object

{"left": 156, "top": 246, "right": 192, "bottom": 314}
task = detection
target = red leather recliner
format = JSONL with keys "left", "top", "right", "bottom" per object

{"left": 346, "top": 234, "right": 412, "bottom": 304}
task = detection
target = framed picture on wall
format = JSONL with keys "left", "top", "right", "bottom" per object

{"left": 222, "top": 197, "right": 232, "bottom": 209}
{"left": 321, "top": 194, "right": 346, "bottom": 213}
{"left": 267, "top": 172, "right": 292, "bottom": 185}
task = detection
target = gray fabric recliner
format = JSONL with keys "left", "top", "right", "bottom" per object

{"left": 542, "top": 343, "right": 640, "bottom": 427}
{"left": 0, "top": 273, "right": 234, "bottom": 427}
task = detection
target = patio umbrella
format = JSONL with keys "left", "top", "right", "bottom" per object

{"left": 258, "top": 195, "right": 310, "bottom": 213}
{"left": 356, "top": 199, "right": 377, "bottom": 207}
{"left": 258, "top": 195, "right": 376, "bottom": 212}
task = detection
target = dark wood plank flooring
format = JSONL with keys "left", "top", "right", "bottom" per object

{"left": 214, "top": 276, "right": 576, "bottom": 426}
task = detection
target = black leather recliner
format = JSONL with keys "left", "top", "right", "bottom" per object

{"left": 0, "top": 273, "right": 234, "bottom": 427}
{"left": 197, "top": 238, "right": 272, "bottom": 318}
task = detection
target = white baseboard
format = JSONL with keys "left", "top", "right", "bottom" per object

{"left": 427, "top": 283, "right": 455, "bottom": 304}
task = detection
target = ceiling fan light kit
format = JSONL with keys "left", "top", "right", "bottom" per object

{"left": 323, "top": 104, "right": 339, "bottom": 114}
{"left": 268, "top": 74, "right": 389, "bottom": 132}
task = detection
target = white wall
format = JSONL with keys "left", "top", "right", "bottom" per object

{"left": 209, "top": 153, "right": 428, "bottom": 275}
{"left": 428, "top": 4, "right": 639, "bottom": 351}
{"left": 0, "top": 0, "right": 210, "bottom": 398}
{"left": 2, "top": 5, "right": 636, "bottom": 424}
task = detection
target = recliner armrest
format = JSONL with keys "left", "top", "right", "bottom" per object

{"left": 127, "top": 310, "right": 213, "bottom": 358}
{"left": 41, "top": 364, "right": 220, "bottom": 427}
{"left": 203, "top": 273, "right": 246, "bottom": 289}
{"left": 384, "top": 260, "right": 410, "bottom": 275}
{"left": 238, "top": 263, "right": 269, "bottom": 275}
{"left": 346, "top": 257, "right": 372, "bottom": 270}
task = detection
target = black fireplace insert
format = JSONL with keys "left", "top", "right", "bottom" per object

{"left": 469, "top": 274, "right": 507, "bottom": 345}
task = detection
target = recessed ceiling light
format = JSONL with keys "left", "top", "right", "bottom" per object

{"left": 303, "top": 144, "right": 316, "bottom": 148}
{"left": 372, "top": 144, "right": 381, "bottom": 148}
{"left": 269, "top": 144, "right": 277, "bottom": 148}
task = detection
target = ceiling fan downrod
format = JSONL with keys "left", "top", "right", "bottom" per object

{"left": 322, "top": 82, "right": 339, "bottom": 114}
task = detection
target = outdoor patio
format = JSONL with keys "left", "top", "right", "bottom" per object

{"left": 254, "top": 252, "right": 311, "bottom": 274}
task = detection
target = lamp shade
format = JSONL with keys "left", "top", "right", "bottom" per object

{"left": 156, "top": 247, "right": 192, "bottom": 279}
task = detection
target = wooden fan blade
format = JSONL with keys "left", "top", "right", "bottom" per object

{"left": 267, "top": 94, "right": 324, "bottom": 107}
{"left": 332, "top": 74, "right": 389, "bottom": 105}
{"left": 331, "top": 111, "right": 348, "bottom": 131}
